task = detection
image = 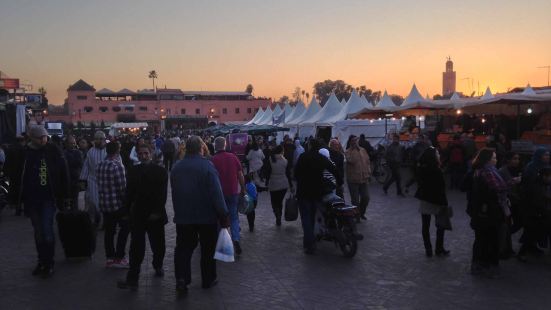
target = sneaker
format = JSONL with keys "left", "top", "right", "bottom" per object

{"left": 112, "top": 258, "right": 130, "bottom": 269}
{"left": 105, "top": 258, "right": 116, "bottom": 268}
{"left": 233, "top": 241, "right": 242, "bottom": 255}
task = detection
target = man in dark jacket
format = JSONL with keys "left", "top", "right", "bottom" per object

{"left": 171, "top": 136, "right": 229, "bottom": 294}
{"left": 118, "top": 144, "right": 168, "bottom": 290}
{"left": 294, "top": 138, "right": 338, "bottom": 254}
{"left": 383, "top": 133, "right": 405, "bottom": 197}
{"left": 9, "top": 126, "right": 70, "bottom": 278}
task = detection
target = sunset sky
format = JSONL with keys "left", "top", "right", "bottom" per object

{"left": 1, "top": 0, "right": 550, "bottom": 104}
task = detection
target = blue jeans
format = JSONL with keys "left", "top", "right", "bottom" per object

{"left": 298, "top": 199, "right": 320, "bottom": 250}
{"left": 27, "top": 200, "right": 57, "bottom": 267}
{"left": 225, "top": 195, "right": 240, "bottom": 242}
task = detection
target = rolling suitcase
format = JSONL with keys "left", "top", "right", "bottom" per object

{"left": 57, "top": 208, "right": 96, "bottom": 258}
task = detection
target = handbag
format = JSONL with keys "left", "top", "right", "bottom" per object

{"left": 436, "top": 206, "right": 453, "bottom": 230}
{"left": 284, "top": 192, "right": 299, "bottom": 221}
{"left": 238, "top": 194, "right": 254, "bottom": 215}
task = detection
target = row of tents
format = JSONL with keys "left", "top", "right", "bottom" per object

{"left": 245, "top": 84, "right": 551, "bottom": 139}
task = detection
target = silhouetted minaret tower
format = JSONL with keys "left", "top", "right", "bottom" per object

{"left": 442, "top": 57, "right": 456, "bottom": 96}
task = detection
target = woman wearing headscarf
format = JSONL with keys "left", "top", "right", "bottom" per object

{"left": 246, "top": 140, "right": 265, "bottom": 189}
{"left": 468, "top": 148, "right": 509, "bottom": 277}
{"left": 415, "top": 147, "right": 449, "bottom": 257}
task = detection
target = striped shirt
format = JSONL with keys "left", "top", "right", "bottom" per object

{"left": 96, "top": 157, "right": 126, "bottom": 213}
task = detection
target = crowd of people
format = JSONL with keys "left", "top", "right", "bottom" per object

{"left": 0, "top": 125, "right": 550, "bottom": 293}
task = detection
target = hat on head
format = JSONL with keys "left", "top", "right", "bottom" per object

{"left": 94, "top": 131, "right": 106, "bottom": 139}
{"left": 28, "top": 126, "right": 48, "bottom": 138}
{"left": 318, "top": 148, "right": 330, "bottom": 159}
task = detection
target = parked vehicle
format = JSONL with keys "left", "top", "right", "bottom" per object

{"left": 315, "top": 195, "right": 362, "bottom": 258}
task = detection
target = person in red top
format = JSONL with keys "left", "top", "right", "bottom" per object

{"left": 211, "top": 136, "right": 246, "bottom": 255}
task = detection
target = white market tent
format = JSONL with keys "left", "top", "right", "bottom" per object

{"left": 480, "top": 87, "right": 494, "bottom": 100}
{"left": 287, "top": 97, "right": 321, "bottom": 125}
{"left": 303, "top": 93, "right": 343, "bottom": 126}
{"left": 285, "top": 101, "right": 306, "bottom": 124}
{"left": 255, "top": 106, "right": 273, "bottom": 125}
{"left": 360, "top": 94, "right": 371, "bottom": 107}
{"left": 400, "top": 84, "right": 438, "bottom": 109}
{"left": 521, "top": 84, "right": 536, "bottom": 95}
{"left": 369, "top": 90, "right": 400, "bottom": 112}
{"left": 340, "top": 98, "right": 346, "bottom": 105}
{"left": 332, "top": 119, "right": 403, "bottom": 147}
{"left": 324, "top": 90, "right": 368, "bottom": 124}
{"left": 282, "top": 103, "right": 294, "bottom": 122}
{"left": 288, "top": 97, "right": 321, "bottom": 138}
{"left": 245, "top": 107, "right": 265, "bottom": 125}
{"left": 272, "top": 104, "right": 283, "bottom": 119}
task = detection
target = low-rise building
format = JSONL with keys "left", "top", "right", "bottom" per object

{"left": 48, "top": 79, "right": 271, "bottom": 130}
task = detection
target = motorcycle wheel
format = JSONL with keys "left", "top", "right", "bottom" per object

{"left": 338, "top": 230, "right": 357, "bottom": 258}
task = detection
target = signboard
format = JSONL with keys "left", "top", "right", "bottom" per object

{"left": 228, "top": 133, "right": 249, "bottom": 160}
{"left": 0, "top": 78, "right": 20, "bottom": 89}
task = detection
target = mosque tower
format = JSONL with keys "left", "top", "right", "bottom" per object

{"left": 442, "top": 57, "right": 456, "bottom": 96}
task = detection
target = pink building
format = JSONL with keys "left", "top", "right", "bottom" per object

{"left": 50, "top": 79, "right": 271, "bottom": 130}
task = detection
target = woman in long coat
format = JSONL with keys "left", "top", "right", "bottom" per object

{"left": 415, "top": 147, "right": 450, "bottom": 257}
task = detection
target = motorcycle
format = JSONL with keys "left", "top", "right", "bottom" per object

{"left": 314, "top": 195, "right": 362, "bottom": 258}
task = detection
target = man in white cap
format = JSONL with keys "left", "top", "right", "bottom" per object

{"left": 8, "top": 125, "right": 70, "bottom": 278}
{"left": 80, "top": 131, "right": 107, "bottom": 227}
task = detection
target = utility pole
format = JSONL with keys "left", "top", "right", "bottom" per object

{"left": 537, "top": 66, "right": 550, "bottom": 86}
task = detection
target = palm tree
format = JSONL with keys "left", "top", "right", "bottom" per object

{"left": 305, "top": 92, "right": 310, "bottom": 102}
{"left": 38, "top": 86, "right": 47, "bottom": 96}
{"left": 148, "top": 70, "right": 158, "bottom": 90}
{"left": 301, "top": 89, "right": 305, "bottom": 101}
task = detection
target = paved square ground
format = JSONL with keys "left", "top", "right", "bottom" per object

{"left": 1, "top": 180, "right": 551, "bottom": 310}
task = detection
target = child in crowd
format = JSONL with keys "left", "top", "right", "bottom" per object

{"left": 245, "top": 174, "right": 258, "bottom": 232}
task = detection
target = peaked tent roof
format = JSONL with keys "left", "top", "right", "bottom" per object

{"left": 481, "top": 87, "right": 494, "bottom": 100}
{"left": 360, "top": 94, "right": 371, "bottom": 107}
{"left": 325, "top": 90, "right": 368, "bottom": 123}
{"left": 68, "top": 79, "right": 95, "bottom": 91}
{"left": 521, "top": 84, "right": 536, "bottom": 95}
{"left": 283, "top": 103, "right": 294, "bottom": 122}
{"left": 256, "top": 106, "right": 273, "bottom": 125}
{"left": 246, "top": 107, "right": 265, "bottom": 125}
{"left": 303, "top": 93, "right": 343, "bottom": 125}
{"left": 401, "top": 84, "right": 426, "bottom": 108}
{"left": 450, "top": 92, "right": 461, "bottom": 100}
{"left": 272, "top": 104, "right": 283, "bottom": 118}
{"left": 340, "top": 98, "right": 346, "bottom": 105}
{"left": 371, "top": 91, "right": 399, "bottom": 111}
{"left": 285, "top": 101, "right": 306, "bottom": 124}
{"left": 289, "top": 97, "right": 321, "bottom": 125}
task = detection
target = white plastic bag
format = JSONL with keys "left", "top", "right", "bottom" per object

{"left": 214, "top": 228, "right": 235, "bottom": 262}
